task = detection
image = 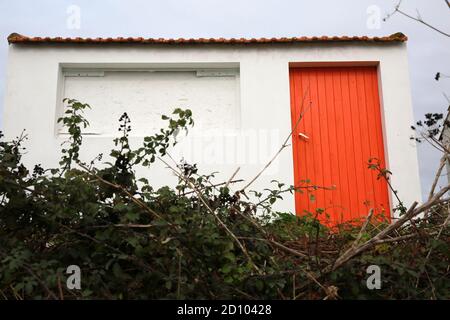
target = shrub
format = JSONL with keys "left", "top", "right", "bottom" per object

{"left": 0, "top": 99, "right": 448, "bottom": 299}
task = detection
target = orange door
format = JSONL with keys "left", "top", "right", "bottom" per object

{"left": 289, "top": 66, "right": 390, "bottom": 225}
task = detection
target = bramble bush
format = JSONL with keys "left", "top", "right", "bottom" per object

{"left": 0, "top": 99, "right": 448, "bottom": 299}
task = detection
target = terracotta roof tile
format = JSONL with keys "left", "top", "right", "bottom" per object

{"left": 7, "top": 32, "right": 408, "bottom": 45}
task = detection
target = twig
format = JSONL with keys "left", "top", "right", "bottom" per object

{"left": 328, "top": 201, "right": 418, "bottom": 272}
{"left": 238, "top": 236, "right": 307, "bottom": 258}
{"left": 60, "top": 224, "right": 158, "bottom": 274}
{"left": 177, "top": 249, "right": 182, "bottom": 299}
{"left": 415, "top": 208, "right": 450, "bottom": 288}
{"left": 292, "top": 274, "right": 296, "bottom": 300}
{"left": 225, "top": 167, "right": 240, "bottom": 189}
{"left": 9, "top": 285, "right": 22, "bottom": 300}
{"left": 328, "top": 182, "right": 450, "bottom": 272}
{"left": 158, "top": 156, "right": 261, "bottom": 273}
{"left": 113, "top": 223, "right": 156, "bottom": 228}
{"left": 386, "top": 0, "right": 450, "bottom": 37}
{"left": 57, "top": 274, "right": 64, "bottom": 300}
{"left": 240, "top": 86, "right": 311, "bottom": 192}
{"left": 233, "top": 287, "right": 256, "bottom": 300}
{"left": 0, "top": 289, "right": 8, "bottom": 300}
{"left": 428, "top": 155, "right": 447, "bottom": 201}
{"left": 0, "top": 249, "right": 58, "bottom": 300}
{"left": 182, "top": 179, "right": 243, "bottom": 196}
{"left": 351, "top": 209, "right": 374, "bottom": 248}
{"left": 370, "top": 232, "right": 421, "bottom": 244}
{"left": 78, "top": 162, "right": 168, "bottom": 224}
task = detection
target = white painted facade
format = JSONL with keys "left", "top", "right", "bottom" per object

{"left": 2, "top": 42, "right": 421, "bottom": 217}
{"left": 440, "top": 109, "right": 450, "bottom": 183}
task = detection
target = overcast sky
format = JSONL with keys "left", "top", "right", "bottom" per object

{"left": 0, "top": 0, "right": 449, "bottom": 200}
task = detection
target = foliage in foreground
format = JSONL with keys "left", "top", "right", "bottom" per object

{"left": 0, "top": 99, "right": 448, "bottom": 299}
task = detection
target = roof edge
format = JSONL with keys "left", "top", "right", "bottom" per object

{"left": 7, "top": 32, "right": 408, "bottom": 45}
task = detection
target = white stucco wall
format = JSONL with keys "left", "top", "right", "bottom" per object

{"left": 2, "top": 42, "right": 421, "bottom": 217}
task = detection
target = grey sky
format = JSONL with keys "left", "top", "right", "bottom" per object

{"left": 0, "top": 0, "right": 449, "bottom": 200}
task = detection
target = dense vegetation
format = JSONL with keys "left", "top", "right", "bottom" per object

{"left": 0, "top": 99, "right": 448, "bottom": 299}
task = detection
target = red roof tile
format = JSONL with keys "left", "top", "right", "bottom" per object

{"left": 7, "top": 32, "right": 407, "bottom": 45}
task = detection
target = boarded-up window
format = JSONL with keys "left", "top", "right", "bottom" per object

{"left": 61, "top": 69, "right": 240, "bottom": 135}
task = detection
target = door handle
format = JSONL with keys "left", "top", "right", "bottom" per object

{"left": 298, "top": 132, "right": 309, "bottom": 140}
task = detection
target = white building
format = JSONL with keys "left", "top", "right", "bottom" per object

{"left": 2, "top": 32, "right": 421, "bottom": 223}
{"left": 440, "top": 107, "right": 450, "bottom": 183}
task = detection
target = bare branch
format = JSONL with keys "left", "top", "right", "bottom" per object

{"left": 386, "top": 1, "right": 450, "bottom": 37}
{"left": 416, "top": 207, "right": 450, "bottom": 288}
{"left": 182, "top": 178, "right": 243, "bottom": 195}
{"left": 158, "top": 156, "right": 261, "bottom": 273}
{"left": 351, "top": 209, "right": 374, "bottom": 248}
{"left": 225, "top": 167, "right": 240, "bottom": 189}
{"left": 428, "top": 155, "right": 447, "bottom": 201}
{"left": 240, "top": 86, "right": 311, "bottom": 192}
{"left": 78, "top": 162, "right": 168, "bottom": 223}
